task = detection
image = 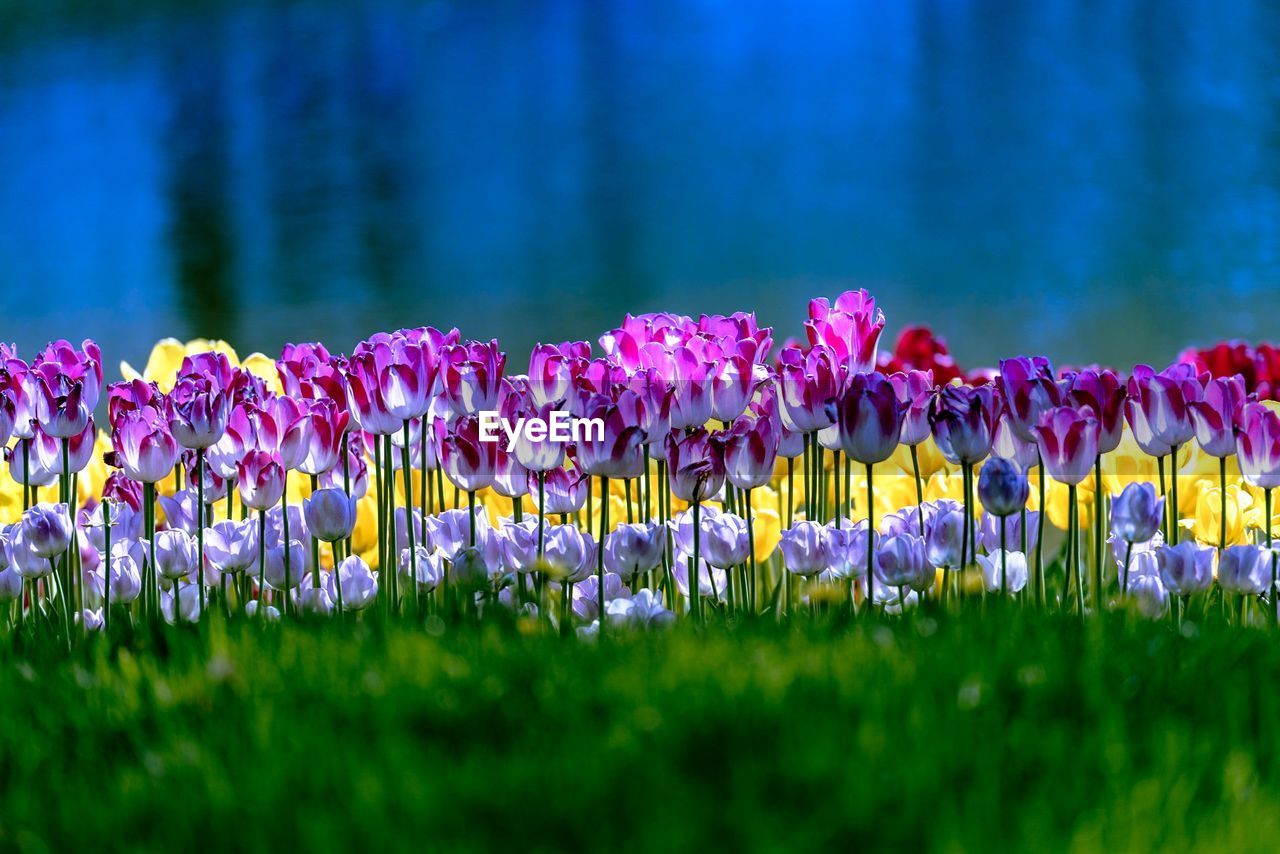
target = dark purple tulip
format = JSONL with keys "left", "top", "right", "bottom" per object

{"left": 997, "top": 356, "right": 1060, "bottom": 443}
{"left": 665, "top": 428, "right": 726, "bottom": 503}
{"left": 929, "top": 384, "right": 1000, "bottom": 465}
{"left": 1065, "top": 368, "right": 1126, "bottom": 454}
{"left": 1188, "top": 375, "right": 1250, "bottom": 458}
{"left": 977, "top": 457, "right": 1029, "bottom": 517}
{"left": 1110, "top": 482, "right": 1165, "bottom": 543}
{"left": 1033, "top": 406, "right": 1099, "bottom": 487}
{"left": 834, "top": 372, "right": 902, "bottom": 465}
{"left": 1237, "top": 402, "right": 1280, "bottom": 489}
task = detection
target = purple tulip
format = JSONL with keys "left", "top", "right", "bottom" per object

{"left": 237, "top": 451, "right": 286, "bottom": 511}
{"left": 834, "top": 372, "right": 902, "bottom": 465}
{"left": 111, "top": 409, "right": 180, "bottom": 484}
{"left": 777, "top": 344, "right": 841, "bottom": 434}
{"left": 779, "top": 521, "right": 830, "bottom": 576}
{"left": 441, "top": 339, "right": 506, "bottom": 417}
{"left": 979, "top": 510, "right": 1039, "bottom": 556}
{"left": 665, "top": 428, "right": 726, "bottom": 503}
{"left": 263, "top": 540, "right": 308, "bottom": 591}
{"left": 1125, "top": 365, "right": 1194, "bottom": 454}
{"left": 528, "top": 341, "right": 588, "bottom": 407}
{"left": 1155, "top": 541, "right": 1214, "bottom": 595}
{"left": 723, "top": 414, "right": 778, "bottom": 491}
{"left": 998, "top": 356, "right": 1061, "bottom": 443}
{"left": 326, "top": 556, "right": 378, "bottom": 610}
{"left": 535, "top": 467, "right": 587, "bottom": 515}
{"left": 1110, "top": 482, "right": 1164, "bottom": 544}
{"left": 977, "top": 457, "right": 1029, "bottom": 518}
{"left": 699, "top": 512, "right": 750, "bottom": 569}
{"left": 1065, "top": 368, "right": 1127, "bottom": 454}
{"left": 204, "top": 519, "right": 259, "bottom": 574}
{"left": 1218, "top": 545, "right": 1269, "bottom": 595}
{"left": 543, "top": 524, "right": 595, "bottom": 583}
{"left": 930, "top": 384, "right": 1000, "bottom": 465}
{"left": 574, "top": 392, "right": 646, "bottom": 479}
{"left": 153, "top": 529, "right": 199, "bottom": 580}
{"left": 603, "top": 522, "right": 665, "bottom": 581}
{"left": 303, "top": 487, "right": 358, "bottom": 543}
{"left": 826, "top": 519, "right": 875, "bottom": 577}
{"left": 1129, "top": 573, "right": 1169, "bottom": 618}
{"left": 992, "top": 413, "right": 1039, "bottom": 471}
{"left": 923, "top": 499, "right": 965, "bottom": 567}
{"left": 875, "top": 532, "right": 930, "bottom": 591}
{"left": 1033, "top": 406, "right": 1099, "bottom": 487}
{"left": 805, "top": 289, "right": 885, "bottom": 373}
{"left": 440, "top": 415, "right": 498, "bottom": 492}
{"left": 571, "top": 573, "right": 631, "bottom": 623}
{"left": 398, "top": 547, "right": 445, "bottom": 593}
{"left": 1188, "top": 376, "right": 1250, "bottom": 458}
{"left": 167, "top": 376, "right": 230, "bottom": 449}
{"left": 1237, "top": 402, "right": 1280, "bottom": 490}
{"left": 21, "top": 503, "right": 72, "bottom": 559}
{"left": 499, "top": 518, "right": 546, "bottom": 574}
{"left": 888, "top": 370, "right": 934, "bottom": 446}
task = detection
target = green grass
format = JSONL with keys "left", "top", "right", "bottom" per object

{"left": 2, "top": 611, "right": 1279, "bottom": 852}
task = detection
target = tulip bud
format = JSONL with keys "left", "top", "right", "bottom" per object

{"left": 303, "top": 488, "right": 358, "bottom": 543}
{"left": 977, "top": 457, "right": 1029, "bottom": 518}
{"left": 1110, "top": 482, "right": 1164, "bottom": 544}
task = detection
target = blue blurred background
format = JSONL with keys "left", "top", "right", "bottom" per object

{"left": 2, "top": 0, "right": 1279, "bottom": 373}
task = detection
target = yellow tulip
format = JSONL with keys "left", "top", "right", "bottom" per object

{"left": 1191, "top": 481, "right": 1252, "bottom": 547}
{"left": 751, "top": 505, "right": 782, "bottom": 563}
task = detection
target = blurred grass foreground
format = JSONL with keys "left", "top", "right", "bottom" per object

{"left": 4, "top": 612, "right": 1280, "bottom": 851}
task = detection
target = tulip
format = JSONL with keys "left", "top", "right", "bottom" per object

{"left": 167, "top": 377, "right": 230, "bottom": 450}
{"left": 543, "top": 524, "right": 595, "bottom": 585}
{"left": 604, "top": 589, "right": 675, "bottom": 628}
{"left": 665, "top": 429, "right": 725, "bottom": 504}
{"left": 326, "top": 556, "right": 378, "bottom": 611}
{"left": 826, "top": 519, "right": 874, "bottom": 578}
{"left": 21, "top": 503, "right": 72, "bottom": 559}
{"left": 204, "top": 519, "right": 260, "bottom": 575}
{"left": 923, "top": 499, "right": 965, "bottom": 570}
{"left": 978, "top": 457, "right": 1028, "bottom": 519}
{"left": 979, "top": 510, "right": 1039, "bottom": 558}
{"left": 1034, "top": 407, "right": 1099, "bottom": 488}
{"left": 603, "top": 522, "right": 665, "bottom": 582}
{"left": 699, "top": 512, "right": 749, "bottom": 570}
{"left": 111, "top": 409, "right": 180, "bottom": 484}
{"left": 1111, "top": 482, "right": 1164, "bottom": 545}
{"left": 978, "top": 550, "right": 1028, "bottom": 595}
{"left": 161, "top": 579, "right": 202, "bottom": 624}
{"left": 571, "top": 573, "right": 630, "bottom": 623}
{"left": 723, "top": 415, "right": 778, "bottom": 492}
{"left": 237, "top": 451, "right": 286, "bottom": 511}
{"left": 398, "top": 547, "right": 445, "bottom": 595}
{"left": 779, "top": 521, "right": 830, "bottom": 577}
{"left": 499, "top": 518, "right": 547, "bottom": 574}
{"left": 32, "top": 373, "right": 91, "bottom": 439}
{"left": 441, "top": 339, "right": 505, "bottom": 417}
{"left": 1218, "top": 545, "right": 1268, "bottom": 596}
{"left": 998, "top": 356, "right": 1060, "bottom": 443}
{"left": 1065, "top": 368, "right": 1126, "bottom": 454}
{"left": 805, "top": 289, "right": 885, "bottom": 373}
{"left": 303, "top": 488, "right": 358, "bottom": 543}
{"left": 1128, "top": 573, "right": 1169, "bottom": 619}
{"left": 1237, "top": 401, "right": 1280, "bottom": 617}
{"left": 776, "top": 345, "right": 841, "bottom": 434}
{"left": 930, "top": 384, "right": 999, "bottom": 466}
{"left": 263, "top": 540, "right": 308, "bottom": 593}
{"left": 1156, "top": 541, "right": 1214, "bottom": 599}
{"left": 875, "top": 533, "right": 930, "bottom": 593}
{"left": 153, "top": 529, "right": 198, "bottom": 581}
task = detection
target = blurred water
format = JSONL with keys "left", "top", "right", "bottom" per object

{"left": 2, "top": 0, "right": 1279, "bottom": 375}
